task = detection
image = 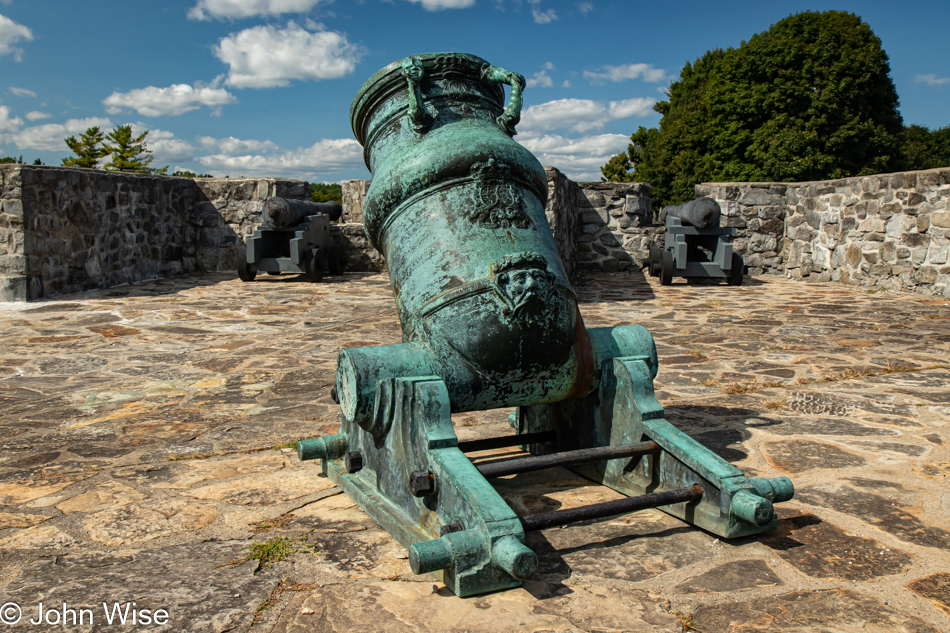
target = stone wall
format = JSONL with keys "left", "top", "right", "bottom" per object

{"left": 698, "top": 168, "right": 950, "bottom": 296}
{"left": 341, "top": 179, "right": 370, "bottom": 225}
{"left": 0, "top": 165, "right": 311, "bottom": 301}
{"left": 568, "top": 175, "right": 654, "bottom": 274}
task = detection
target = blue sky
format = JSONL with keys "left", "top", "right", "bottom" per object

{"left": 1, "top": 0, "right": 948, "bottom": 182}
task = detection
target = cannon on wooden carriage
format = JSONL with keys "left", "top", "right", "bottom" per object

{"left": 648, "top": 197, "right": 746, "bottom": 286}
{"left": 294, "top": 53, "right": 792, "bottom": 596}
{"left": 237, "top": 198, "right": 346, "bottom": 283}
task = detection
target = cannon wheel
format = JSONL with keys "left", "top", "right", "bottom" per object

{"left": 648, "top": 246, "right": 661, "bottom": 277}
{"left": 237, "top": 252, "right": 256, "bottom": 282}
{"left": 304, "top": 248, "right": 325, "bottom": 283}
{"left": 328, "top": 244, "right": 347, "bottom": 276}
{"left": 659, "top": 250, "right": 674, "bottom": 286}
{"left": 727, "top": 253, "right": 744, "bottom": 287}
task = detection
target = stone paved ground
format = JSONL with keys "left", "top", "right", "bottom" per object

{"left": 0, "top": 270, "right": 948, "bottom": 633}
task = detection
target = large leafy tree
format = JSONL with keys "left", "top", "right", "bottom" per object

{"left": 603, "top": 11, "right": 905, "bottom": 207}
{"left": 901, "top": 124, "right": 950, "bottom": 171}
{"left": 103, "top": 124, "right": 168, "bottom": 174}
{"left": 311, "top": 182, "right": 342, "bottom": 204}
{"left": 62, "top": 126, "right": 109, "bottom": 168}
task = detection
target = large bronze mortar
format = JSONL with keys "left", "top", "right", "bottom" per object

{"left": 339, "top": 52, "right": 627, "bottom": 428}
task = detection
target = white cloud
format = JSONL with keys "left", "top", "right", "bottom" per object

{"left": 520, "top": 96, "right": 655, "bottom": 134}
{"left": 0, "top": 13, "right": 33, "bottom": 61}
{"left": 576, "top": 1, "right": 593, "bottom": 15}
{"left": 188, "top": 0, "right": 331, "bottom": 20}
{"left": 607, "top": 97, "right": 656, "bottom": 119}
{"left": 10, "top": 117, "right": 112, "bottom": 151}
{"left": 520, "top": 133, "right": 630, "bottom": 181}
{"left": 915, "top": 73, "right": 950, "bottom": 87}
{"left": 584, "top": 63, "right": 669, "bottom": 84}
{"left": 9, "top": 87, "right": 36, "bottom": 98}
{"left": 125, "top": 127, "right": 198, "bottom": 164}
{"left": 521, "top": 98, "right": 607, "bottom": 134}
{"left": 214, "top": 22, "right": 364, "bottom": 88}
{"left": 197, "top": 135, "right": 279, "bottom": 154}
{"left": 406, "top": 0, "right": 475, "bottom": 9}
{"left": 0, "top": 104, "right": 23, "bottom": 134}
{"left": 528, "top": 0, "right": 556, "bottom": 23}
{"left": 196, "top": 137, "right": 364, "bottom": 179}
{"left": 562, "top": 79, "right": 571, "bottom": 88}
{"left": 103, "top": 81, "right": 237, "bottom": 117}
{"left": 526, "top": 62, "right": 555, "bottom": 89}
{"left": 25, "top": 111, "right": 50, "bottom": 121}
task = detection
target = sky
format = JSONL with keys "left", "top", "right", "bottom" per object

{"left": 1, "top": 0, "right": 948, "bottom": 183}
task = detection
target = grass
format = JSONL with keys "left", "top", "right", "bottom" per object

{"left": 793, "top": 362, "right": 949, "bottom": 385}
{"left": 253, "top": 579, "right": 319, "bottom": 625}
{"left": 220, "top": 536, "right": 313, "bottom": 570}
{"left": 764, "top": 398, "right": 787, "bottom": 411}
{"left": 245, "top": 536, "right": 301, "bottom": 567}
{"left": 251, "top": 513, "right": 294, "bottom": 534}
{"left": 722, "top": 381, "right": 759, "bottom": 394}
{"left": 675, "top": 611, "right": 696, "bottom": 632}
{"left": 168, "top": 452, "right": 215, "bottom": 461}
{"left": 700, "top": 377, "right": 720, "bottom": 386}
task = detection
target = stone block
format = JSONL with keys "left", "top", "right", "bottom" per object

{"left": 886, "top": 215, "right": 916, "bottom": 238}
{"left": 916, "top": 266, "right": 938, "bottom": 284}
{"left": 738, "top": 188, "right": 772, "bottom": 206}
{"left": 931, "top": 212, "right": 950, "bottom": 229}
{"left": 928, "top": 241, "right": 949, "bottom": 265}
{"left": 845, "top": 243, "right": 862, "bottom": 268}
{"left": 749, "top": 232, "right": 777, "bottom": 252}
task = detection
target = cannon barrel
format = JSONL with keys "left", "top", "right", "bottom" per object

{"left": 661, "top": 197, "right": 722, "bottom": 229}
{"left": 340, "top": 53, "right": 603, "bottom": 427}
{"left": 262, "top": 198, "right": 342, "bottom": 228}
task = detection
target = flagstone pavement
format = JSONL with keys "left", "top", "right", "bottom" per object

{"left": 0, "top": 269, "right": 948, "bottom": 632}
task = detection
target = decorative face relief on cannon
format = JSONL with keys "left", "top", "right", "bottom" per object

{"left": 297, "top": 53, "right": 793, "bottom": 596}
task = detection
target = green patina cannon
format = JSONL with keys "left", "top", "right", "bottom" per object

{"left": 297, "top": 53, "right": 793, "bottom": 596}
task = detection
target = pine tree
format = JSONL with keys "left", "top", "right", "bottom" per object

{"left": 62, "top": 126, "right": 109, "bottom": 168}
{"left": 103, "top": 124, "right": 167, "bottom": 174}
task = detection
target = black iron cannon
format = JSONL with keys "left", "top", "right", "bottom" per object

{"left": 238, "top": 198, "right": 346, "bottom": 283}
{"left": 650, "top": 197, "right": 745, "bottom": 286}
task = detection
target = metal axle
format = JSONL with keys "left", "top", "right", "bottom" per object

{"left": 456, "top": 430, "right": 557, "bottom": 453}
{"left": 476, "top": 441, "right": 661, "bottom": 479}
{"left": 519, "top": 484, "right": 703, "bottom": 532}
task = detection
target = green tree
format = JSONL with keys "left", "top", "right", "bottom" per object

{"left": 103, "top": 124, "right": 168, "bottom": 174}
{"left": 62, "top": 126, "right": 109, "bottom": 168}
{"left": 0, "top": 156, "right": 25, "bottom": 164}
{"left": 311, "top": 182, "right": 342, "bottom": 204}
{"left": 171, "top": 170, "right": 214, "bottom": 178}
{"left": 900, "top": 124, "right": 950, "bottom": 171}
{"left": 603, "top": 11, "right": 904, "bottom": 207}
